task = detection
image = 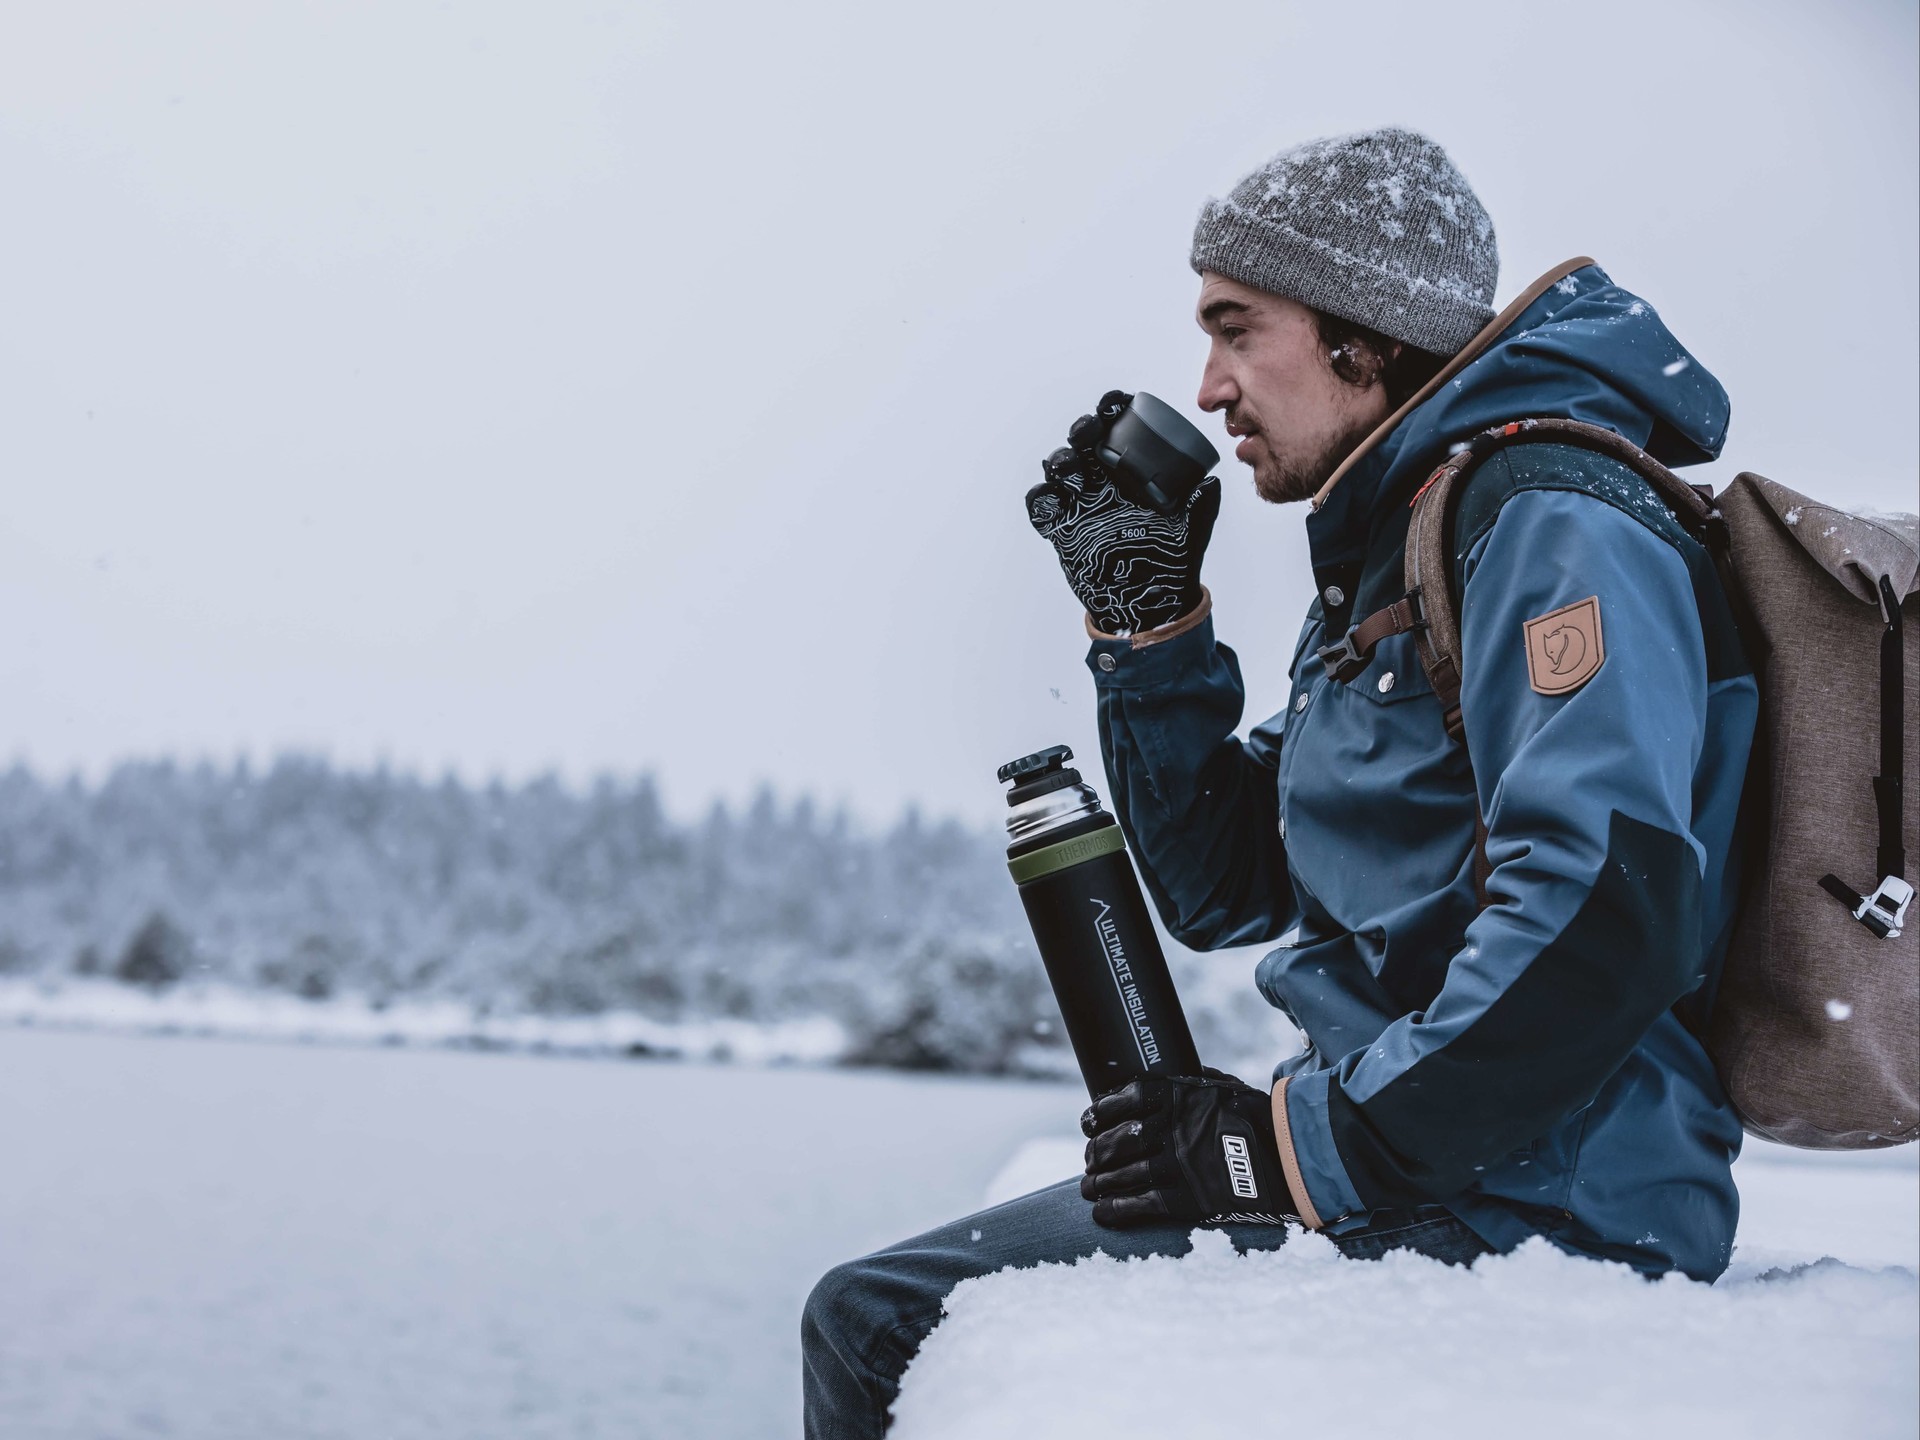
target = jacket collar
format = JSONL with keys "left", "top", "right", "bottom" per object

{"left": 1302, "top": 258, "right": 1594, "bottom": 571}
{"left": 1300, "top": 256, "right": 1730, "bottom": 574}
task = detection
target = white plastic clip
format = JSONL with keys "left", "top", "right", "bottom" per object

{"left": 1856, "top": 875, "right": 1914, "bottom": 940}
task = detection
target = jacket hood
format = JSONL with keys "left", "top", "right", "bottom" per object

{"left": 1305, "top": 259, "right": 1731, "bottom": 567}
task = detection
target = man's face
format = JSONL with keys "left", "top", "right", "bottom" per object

{"left": 1194, "top": 272, "right": 1393, "bottom": 505}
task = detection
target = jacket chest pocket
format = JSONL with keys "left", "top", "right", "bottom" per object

{"left": 1277, "top": 629, "right": 1467, "bottom": 918}
{"left": 1339, "top": 630, "right": 1436, "bottom": 708}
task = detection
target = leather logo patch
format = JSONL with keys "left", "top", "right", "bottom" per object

{"left": 1523, "top": 596, "right": 1605, "bottom": 696}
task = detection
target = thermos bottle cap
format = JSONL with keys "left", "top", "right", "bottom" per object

{"left": 997, "top": 744, "right": 1073, "bottom": 784}
{"left": 998, "top": 745, "right": 1084, "bottom": 807}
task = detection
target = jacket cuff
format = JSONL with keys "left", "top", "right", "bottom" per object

{"left": 1084, "top": 587, "right": 1212, "bottom": 650}
{"left": 1271, "top": 1072, "right": 1364, "bottom": 1230}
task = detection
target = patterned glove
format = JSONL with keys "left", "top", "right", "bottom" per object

{"left": 1080, "top": 1071, "right": 1297, "bottom": 1228}
{"left": 1025, "top": 391, "right": 1220, "bottom": 635}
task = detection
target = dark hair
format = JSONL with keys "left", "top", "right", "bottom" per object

{"left": 1314, "top": 310, "right": 1447, "bottom": 412}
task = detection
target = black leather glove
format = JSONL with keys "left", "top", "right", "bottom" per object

{"left": 1080, "top": 1071, "right": 1297, "bottom": 1228}
{"left": 1025, "top": 391, "right": 1220, "bottom": 635}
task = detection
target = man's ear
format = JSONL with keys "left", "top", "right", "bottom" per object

{"left": 1329, "top": 339, "right": 1390, "bottom": 390}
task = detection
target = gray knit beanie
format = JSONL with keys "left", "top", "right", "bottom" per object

{"left": 1190, "top": 127, "right": 1499, "bottom": 356}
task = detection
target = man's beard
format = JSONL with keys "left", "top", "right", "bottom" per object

{"left": 1250, "top": 413, "right": 1380, "bottom": 505}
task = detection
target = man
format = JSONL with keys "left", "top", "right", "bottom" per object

{"left": 804, "top": 126, "right": 1754, "bottom": 1437}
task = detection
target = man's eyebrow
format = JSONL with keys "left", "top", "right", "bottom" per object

{"left": 1198, "top": 298, "right": 1254, "bottom": 327}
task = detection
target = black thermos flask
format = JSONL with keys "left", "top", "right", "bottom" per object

{"left": 999, "top": 744, "right": 1202, "bottom": 1097}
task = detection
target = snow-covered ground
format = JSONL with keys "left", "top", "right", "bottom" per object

{"left": 0, "top": 976, "right": 856, "bottom": 1068}
{"left": 897, "top": 1135, "right": 1919, "bottom": 1439}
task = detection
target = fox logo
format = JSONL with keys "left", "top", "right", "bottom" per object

{"left": 1542, "top": 623, "right": 1586, "bottom": 675}
{"left": 1221, "top": 1134, "right": 1259, "bottom": 1200}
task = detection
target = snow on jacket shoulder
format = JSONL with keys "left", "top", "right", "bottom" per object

{"left": 1086, "top": 263, "right": 1757, "bottom": 1281}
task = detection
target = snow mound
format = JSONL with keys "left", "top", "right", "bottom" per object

{"left": 893, "top": 1230, "right": 1917, "bottom": 1440}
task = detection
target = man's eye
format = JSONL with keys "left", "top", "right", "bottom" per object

{"left": 1222, "top": 326, "right": 1246, "bottom": 342}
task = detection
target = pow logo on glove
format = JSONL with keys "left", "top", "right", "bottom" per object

{"left": 1221, "top": 1134, "right": 1259, "bottom": 1199}
{"left": 1524, "top": 596, "right": 1605, "bottom": 696}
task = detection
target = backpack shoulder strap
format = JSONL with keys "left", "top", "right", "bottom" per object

{"left": 1404, "top": 418, "right": 1723, "bottom": 739}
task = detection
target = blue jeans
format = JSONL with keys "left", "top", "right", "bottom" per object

{"left": 802, "top": 1178, "right": 1493, "bottom": 1438}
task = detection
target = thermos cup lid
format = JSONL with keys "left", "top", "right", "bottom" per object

{"left": 1096, "top": 392, "right": 1219, "bottom": 514}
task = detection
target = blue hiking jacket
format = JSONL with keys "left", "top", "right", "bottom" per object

{"left": 1088, "top": 261, "right": 1756, "bottom": 1281}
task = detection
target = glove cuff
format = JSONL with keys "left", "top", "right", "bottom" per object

{"left": 1084, "top": 587, "right": 1213, "bottom": 650}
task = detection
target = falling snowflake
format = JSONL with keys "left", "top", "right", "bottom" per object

{"left": 1825, "top": 999, "right": 1853, "bottom": 1021}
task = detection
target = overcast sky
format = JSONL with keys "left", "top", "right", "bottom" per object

{"left": 2, "top": 0, "right": 1915, "bottom": 828}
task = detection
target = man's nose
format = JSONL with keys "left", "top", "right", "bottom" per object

{"left": 1196, "top": 353, "right": 1235, "bottom": 413}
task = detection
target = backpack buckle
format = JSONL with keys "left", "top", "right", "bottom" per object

{"left": 1316, "top": 596, "right": 1425, "bottom": 684}
{"left": 1856, "top": 875, "right": 1913, "bottom": 939}
{"left": 1316, "top": 632, "right": 1370, "bottom": 683}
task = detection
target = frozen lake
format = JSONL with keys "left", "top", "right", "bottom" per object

{"left": 0, "top": 1029, "right": 1076, "bottom": 1439}
{"left": 1, "top": 1027, "right": 1913, "bottom": 1438}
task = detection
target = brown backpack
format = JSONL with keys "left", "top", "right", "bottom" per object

{"left": 1331, "top": 417, "right": 1917, "bottom": 1149}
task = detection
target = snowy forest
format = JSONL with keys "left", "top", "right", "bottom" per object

{"left": 0, "top": 758, "right": 1279, "bottom": 1074}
